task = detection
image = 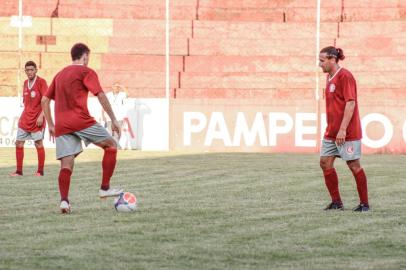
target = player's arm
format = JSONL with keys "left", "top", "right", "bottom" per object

{"left": 37, "top": 79, "right": 48, "bottom": 127}
{"left": 41, "top": 96, "right": 55, "bottom": 138}
{"left": 97, "top": 92, "right": 121, "bottom": 138}
{"left": 336, "top": 100, "right": 355, "bottom": 146}
{"left": 36, "top": 111, "right": 44, "bottom": 127}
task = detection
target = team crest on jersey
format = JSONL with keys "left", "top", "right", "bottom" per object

{"left": 329, "top": 84, "right": 336, "bottom": 92}
{"left": 30, "top": 90, "right": 36, "bottom": 98}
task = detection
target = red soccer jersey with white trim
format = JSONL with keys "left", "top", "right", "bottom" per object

{"left": 45, "top": 65, "right": 103, "bottom": 137}
{"left": 324, "top": 68, "right": 362, "bottom": 141}
{"left": 18, "top": 76, "right": 48, "bottom": 132}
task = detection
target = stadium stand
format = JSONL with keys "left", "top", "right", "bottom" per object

{"left": 0, "top": 0, "right": 405, "bottom": 101}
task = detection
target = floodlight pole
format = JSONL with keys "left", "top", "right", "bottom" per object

{"left": 315, "top": 0, "right": 321, "bottom": 151}
{"left": 165, "top": 0, "right": 170, "bottom": 150}
{"left": 17, "top": 0, "right": 23, "bottom": 103}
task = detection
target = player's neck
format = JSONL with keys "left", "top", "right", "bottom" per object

{"left": 28, "top": 75, "right": 37, "bottom": 89}
{"left": 28, "top": 75, "right": 37, "bottom": 83}
{"left": 72, "top": 59, "right": 86, "bottom": 66}
{"left": 329, "top": 64, "right": 341, "bottom": 78}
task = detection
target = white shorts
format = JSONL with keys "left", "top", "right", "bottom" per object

{"left": 16, "top": 128, "right": 44, "bottom": 142}
{"left": 320, "top": 139, "right": 362, "bottom": 161}
{"left": 55, "top": 123, "right": 112, "bottom": 160}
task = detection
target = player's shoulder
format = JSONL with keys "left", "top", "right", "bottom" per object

{"left": 339, "top": 68, "right": 354, "bottom": 77}
{"left": 338, "top": 68, "right": 356, "bottom": 80}
{"left": 36, "top": 76, "right": 47, "bottom": 83}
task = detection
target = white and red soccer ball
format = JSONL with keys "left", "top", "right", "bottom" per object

{"left": 114, "top": 192, "right": 137, "bottom": 212}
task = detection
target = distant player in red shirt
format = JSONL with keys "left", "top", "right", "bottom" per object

{"left": 319, "top": 46, "right": 369, "bottom": 212}
{"left": 41, "top": 43, "right": 123, "bottom": 214}
{"left": 10, "top": 61, "right": 47, "bottom": 177}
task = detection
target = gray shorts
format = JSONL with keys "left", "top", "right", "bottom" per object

{"left": 55, "top": 123, "right": 112, "bottom": 160}
{"left": 320, "top": 139, "right": 362, "bottom": 161}
{"left": 16, "top": 128, "right": 44, "bottom": 142}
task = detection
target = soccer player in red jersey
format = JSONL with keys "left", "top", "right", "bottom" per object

{"left": 319, "top": 46, "right": 369, "bottom": 212}
{"left": 41, "top": 43, "right": 123, "bottom": 214}
{"left": 10, "top": 61, "right": 47, "bottom": 177}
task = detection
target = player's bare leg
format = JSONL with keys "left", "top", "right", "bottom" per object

{"left": 34, "top": 140, "right": 45, "bottom": 176}
{"left": 59, "top": 155, "right": 74, "bottom": 214}
{"left": 347, "top": 159, "right": 369, "bottom": 212}
{"left": 94, "top": 138, "right": 123, "bottom": 198}
{"left": 320, "top": 156, "right": 343, "bottom": 210}
{"left": 10, "top": 140, "right": 25, "bottom": 176}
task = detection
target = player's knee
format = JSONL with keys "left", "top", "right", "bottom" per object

{"left": 15, "top": 140, "right": 24, "bottom": 148}
{"left": 347, "top": 161, "right": 362, "bottom": 175}
{"left": 319, "top": 159, "right": 327, "bottom": 170}
{"left": 34, "top": 140, "right": 43, "bottom": 148}
{"left": 107, "top": 138, "right": 118, "bottom": 149}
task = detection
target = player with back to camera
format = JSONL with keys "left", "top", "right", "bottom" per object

{"left": 319, "top": 46, "right": 369, "bottom": 212}
{"left": 10, "top": 61, "right": 47, "bottom": 177}
{"left": 41, "top": 43, "right": 123, "bottom": 214}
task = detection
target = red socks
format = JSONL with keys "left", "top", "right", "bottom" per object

{"left": 101, "top": 148, "right": 117, "bottom": 190}
{"left": 14, "top": 146, "right": 45, "bottom": 175}
{"left": 15, "top": 146, "right": 24, "bottom": 174}
{"left": 59, "top": 168, "right": 72, "bottom": 202}
{"left": 36, "top": 146, "right": 45, "bottom": 174}
{"left": 354, "top": 169, "right": 369, "bottom": 205}
{"left": 324, "top": 167, "right": 369, "bottom": 206}
{"left": 323, "top": 168, "right": 342, "bottom": 203}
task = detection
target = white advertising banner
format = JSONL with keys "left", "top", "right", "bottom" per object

{"left": 0, "top": 97, "right": 169, "bottom": 151}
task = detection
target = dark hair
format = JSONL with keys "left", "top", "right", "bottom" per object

{"left": 25, "top": 61, "right": 37, "bottom": 69}
{"left": 71, "top": 43, "right": 90, "bottom": 61}
{"left": 320, "top": 46, "right": 345, "bottom": 62}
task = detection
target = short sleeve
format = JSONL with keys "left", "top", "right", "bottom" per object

{"left": 40, "top": 78, "right": 48, "bottom": 96}
{"left": 45, "top": 77, "right": 56, "bottom": 100}
{"left": 83, "top": 69, "right": 103, "bottom": 96}
{"left": 341, "top": 73, "right": 357, "bottom": 101}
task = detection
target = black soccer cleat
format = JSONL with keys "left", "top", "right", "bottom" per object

{"left": 324, "top": 201, "right": 344, "bottom": 210}
{"left": 353, "top": 203, "right": 370, "bottom": 212}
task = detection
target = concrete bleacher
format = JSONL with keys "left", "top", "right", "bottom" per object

{"left": 176, "top": 0, "right": 406, "bottom": 101}
{"left": 0, "top": 0, "right": 405, "bottom": 99}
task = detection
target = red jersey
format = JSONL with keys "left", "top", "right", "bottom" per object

{"left": 45, "top": 65, "right": 103, "bottom": 137}
{"left": 324, "top": 67, "right": 362, "bottom": 141}
{"left": 18, "top": 76, "right": 48, "bottom": 132}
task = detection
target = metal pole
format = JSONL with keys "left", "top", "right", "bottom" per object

{"left": 315, "top": 0, "right": 321, "bottom": 151}
{"left": 17, "top": 0, "right": 23, "bottom": 104}
{"left": 165, "top": 0, "right": 170, "bottom": 150}
{"left": 165, "top": 0, "right": 170, "bottom": 100}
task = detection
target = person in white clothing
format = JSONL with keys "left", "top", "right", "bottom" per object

{"left": 103, "top": 82, "right": 128, "bottom": 149}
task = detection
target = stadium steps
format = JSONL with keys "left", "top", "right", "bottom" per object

{"left": 108, "top": 36, "right": 187, "bottom": 55}
{"left": 192, "top": 20, "right": 337, "bottom": 40}
{"left": 184, "top": 55, "right": 406, "bottom": 73}
{"left": 188, "top": 38, "right": 334, "bottom": 56}
{"left": 172, "top": 87, "right": 315, "bottom": 100}
{"left": 179, "top": 72, "right": 316, "bottom": 89}
{"left": 184, "top": 56, "right": 315, "bottom": 73}
{"left": 0, "top": 0, "right": 197, "bottom": 19}
{"left": 178, "top": 71, "right": 406, "bottom": 90}
{"left": 112, "top": 19, "right": 192, "bottom": 39}
{"left": 0, "top": 51, "right": 102, "bottom": 70}
{"left": 97, "top": 71, "right": 179, "bottom": 90}
{"left": 101, "top": 54, "right": 184, "bottom": 72}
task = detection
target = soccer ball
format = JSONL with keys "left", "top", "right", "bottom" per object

{"left": 114, "top": 192, "right": 137, "bottom": 212}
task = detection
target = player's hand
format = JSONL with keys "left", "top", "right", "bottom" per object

{"left": 48, "top": 125, "right": 55, "bottom": 143}
{"left": 336, "top": 129, "right": 346, "bottom": 146}
{"left": 111, "top": 120, "right": 121, "bottom": 139}
{"left": 36, "top": 117, "right": 44, "bottom": 127}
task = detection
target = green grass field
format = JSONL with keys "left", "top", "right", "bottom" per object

{"left": 0, "top": 148, "right": 405, "bottom": 270}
